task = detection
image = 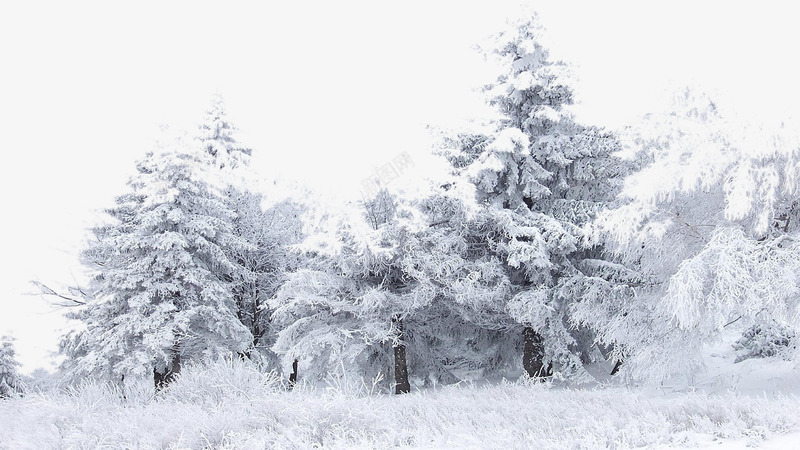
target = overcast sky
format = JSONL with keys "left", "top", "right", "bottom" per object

{"left": 2, "top": 1, "right": 799, "bottom": 372}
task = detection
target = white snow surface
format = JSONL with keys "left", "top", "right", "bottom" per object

{"left": 2, "top": 348, "right": 799, "bottom": 449}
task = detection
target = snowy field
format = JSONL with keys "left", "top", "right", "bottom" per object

{"left": 2, "top": 356, "right": 799, "bottom": 449}
{"left": 5, "top": 7, "right": 800, "bottom": 450}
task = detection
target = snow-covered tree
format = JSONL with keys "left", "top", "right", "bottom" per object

{"left": 272, "top": 184, "right": 532, "bottom": 390}
{"left": 589, "top": 88, "right": 800, "bottom": 382}
{"left": 63, "top": 139, "right": 252, "bottom": 388}
{"left": 198, "top": 93, "right": 252, "bottom": 173}
{"left": 400, "top": 186, "right": 521, "bottom": 383}
{"left": 0, "top": 336, "right": 23, "bottom": 398}
{"left": 225, "top": 190, "right": 304, "bottom": 366}
{"left": 439, "top": 15, "right": 630, "bottom": 380}
{"left": 193, "top": 95, "right": 304, "bottom": 368}
{"left": 271, "top": 191, "right": 422, "bottom": 393}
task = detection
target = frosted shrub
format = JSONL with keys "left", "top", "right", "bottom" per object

{"left": 733, "top": 321, "right": 797, "bottom": 363}
{"left": 321, "top": 363, "right": 387, "bottom": 397}
{"left": 3, "top": 379, "right": 800, "bottom": 448}
{"left": 159, "top": 356, "right": 283, "bottom": 405}
{"left": 20, "top": 369, "right": 60, "bottom": 395}
{"left": 62, "top": 378, "right": 127, "bottom": 407}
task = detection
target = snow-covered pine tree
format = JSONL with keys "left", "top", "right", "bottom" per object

{"left": 439, "top": 15, "right": 630, "bottom": 381}
{"left": 271, "top": 191, "right": 423, "bottom": 393}
{"left": 272, "top": 183, "right": 531, "bottom": 389}
{"left": 198, "top": 93, "right": 253, "bottom": 173}
{"left": 64, "top": 138, "right": 252, "bottom": 388}
{"left": 399, "top": 185, "right": 520, "bottom": 384}
{"left": 0, "top": 336, "right": 23, "bottom": 398}
{"left": 225, "top": 191, "right": 304, "bottom": 366}
{"left": 589, "top": 88, "right": 800, "bottom": 382}
{"left": 192, "top": 95, "right": 305, "bottom": 367}
{"left": 361, "top": 190, "right": 414, "bottom": 393}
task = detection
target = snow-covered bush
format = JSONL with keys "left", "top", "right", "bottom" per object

{"left": 733, "top": 321, "right": 797, "bottom": 363}
{"left": 158, "top": 356, "right": 283, "bottom": 405}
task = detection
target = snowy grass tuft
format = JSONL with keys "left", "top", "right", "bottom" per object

{"left": 2, "top": 358, "right": 800, "bottom": 448}
{"left": 160, "top": 355, "right": 284, "bottom": 406}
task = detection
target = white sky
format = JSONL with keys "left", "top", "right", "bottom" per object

{"left": 2, "top": 1, "right": 799, "bottom": 372}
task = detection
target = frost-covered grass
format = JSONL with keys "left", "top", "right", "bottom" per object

{"left": 2, "top": 358, "right": 800, "bottom": 449}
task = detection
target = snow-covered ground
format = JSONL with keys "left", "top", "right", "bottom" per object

{"left": 2, "top": 350, "right": 799, "bottom": 449}
{"left": 656, "top": 330, "right": 800, "bottom": 398}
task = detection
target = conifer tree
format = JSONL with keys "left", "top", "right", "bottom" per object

{"left": 225, "top": 191, "right": 304, "bottom": 365}
{"left": 0, "top": 336, "right": 23, "bottom": 398}
{"left": 271, "top": 186, "right": 521, "bottom": 389}
{"left": 64, "top": 139, "right": 252, "bottom": 387}
{"left": 194, "top": 95, "right": 304, "bottom": 366}
{"left": 271, "top": 191, "right": 417, "bottom": 392}
{"left": 400, "top": 186, "right": 521, "bottom": 384}
{"left": 198, "top": 93, "right": 253, "bottom": 172}
{"left": 441, "top": 15, "right": 630, "bottom": 380}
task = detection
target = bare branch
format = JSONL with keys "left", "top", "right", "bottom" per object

{"left": 31, "top": 280, "right": 88, "bottom": 308}
{"left": 723, "top": 315, "right": 743, "bottom": 328}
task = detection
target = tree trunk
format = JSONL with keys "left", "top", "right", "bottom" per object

{"left": 392, "top": 315, "right": 411, "bottom": 394}
{"left": 610, "top": 359, "right": 623, "bottom": 376}
{"left": 239, "top": 330, "right": 263, "bottom": 360}
{"left": 597, "top": 343, "right": 623, "bottom": 376}
{"left": 288, "top": 359, "right": 298, "bottom": 389}
{"left": 153, "top": 352, "right": 181, "bottom": 391}
{"left": 522, "top": 326, "right": 551, "bottom": 380}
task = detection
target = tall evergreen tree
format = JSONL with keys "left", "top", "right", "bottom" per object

{"left": 194, "top": 95, "right": 305, "bottom": 367}
{"left": 63, "top": 140, "right": 252, "bottom": 387}
{"left": 271, "top": 192, "right": 417, "bottom": 393}
{"left": 440, "top": 16, "right": 630, "bottom": 380}
{"left": 198, "top": 93, "right": 253, "bottom": 172}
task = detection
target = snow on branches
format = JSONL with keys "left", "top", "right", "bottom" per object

{"left": 0, "top": 336, "right": 23, "bottom": 398}
{"left": 437, "top": 15, "right": 631, "bottom": 382}
{"left": 64, "top": 138, "right": 252, "bottom": 383}
{"left": 590, "top": 87, "right": 800, "bottom": 382}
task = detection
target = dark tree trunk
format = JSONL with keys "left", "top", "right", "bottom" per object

{"left": 288, "top": 359, "right": 298, "bottom": 389}
{"left": 251, "top": 308, "right": 262, "bottom": 351}
{"left": 522, "top": 326, "right": 551, "bottom": 380}
{"left": 239, "top": 330, "right": 263, "bottom": 360}
{"left": 153, "top": 352, "right": 182, "bottom": 391}
{"left": 596, "top": 343, "right": 623, "bottom": 376}
{"left": 392, "top": 315, "right": 411, "bottom": 394}
{"left": 610, "top": 359, "right": 623, "bottom": 376}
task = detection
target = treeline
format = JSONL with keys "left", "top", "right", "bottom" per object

{"left": 32, "top": 15, "right": 800, "bottom": 394}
